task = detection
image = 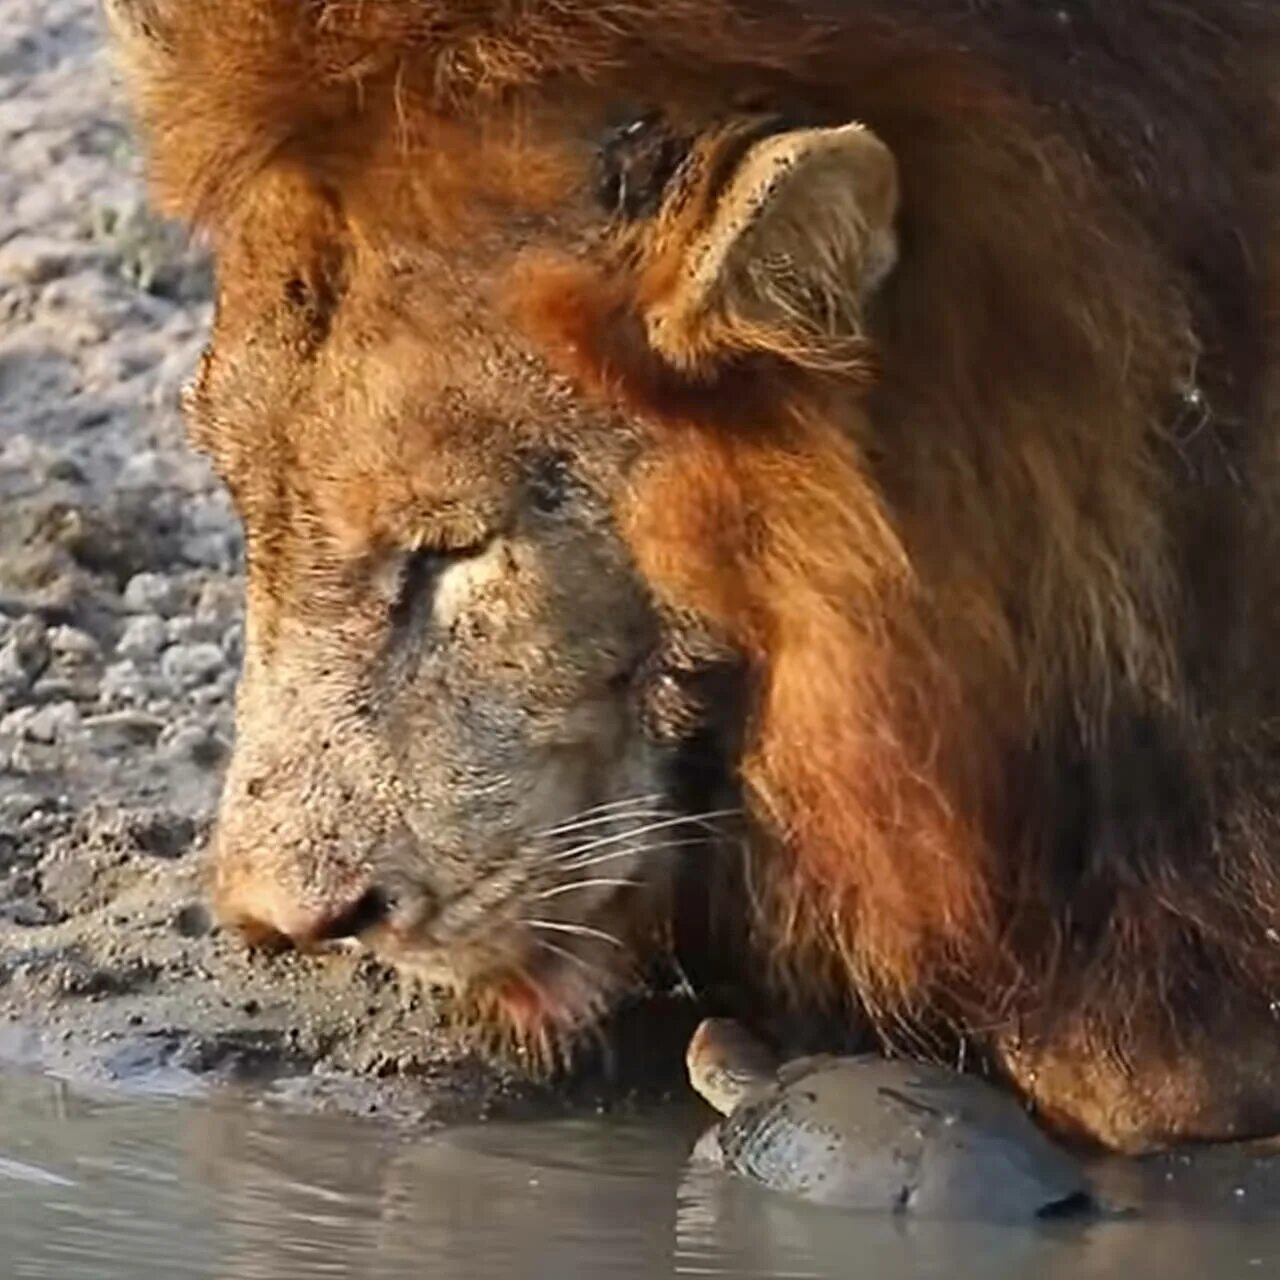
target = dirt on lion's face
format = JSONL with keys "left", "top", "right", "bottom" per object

{"left": 198, "top": 236, "right": 724, "bottom": 1041}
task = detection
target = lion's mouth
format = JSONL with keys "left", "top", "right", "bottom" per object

{"left": 368, "top": 882, "right": 651, "bottom": 1023}
{"left": 317, "top": 801, "right": 735, "bottom": 1037}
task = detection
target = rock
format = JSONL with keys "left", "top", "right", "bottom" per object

{"left": 1, "top": 699, "right": 81, "bottom": 744}
{"left": 0, "top": 434, "right": 40, "bottom": 472}
{"left": 173, "top": 902, "right": 213, "bottom": 938}
{"left": 0, "top": 615, "right": 51, "bottom": 695}
{"left": 0, "top": 234, "right": 99, "bottom": 286}
{"left": 22, "top": 700, "right": 82, "bottom": 744}
{"left": 117, "top": 613, "right": 168, "bottom": 661}
{"left": 159, "top": 723, "right": 226, "bottom": 767}
{"left": 0, "top": 792, "right": 44, "bottom": 826}
{"left": 47, "top": 624, "right": 99, "bottom": 661}
{"left": 190, "top": 683, "right": 229, "bottom": 709}
{"left": 81, "top": 710, "right": 165, "bottom": 749}
{"left": 5, "top": 898, "right": 63, "bottom": 928}
{"left": 165, "top": 614, "right": 222, "bottom": 646}
{"left": 45, "top": 456, "right": 87, "bottom": 484}
{"left": 221, "top": 621, "right": 244, "bottom": 663}
{"left": 0, "top": 707, "right": 36, "bottom": 738}
{"left": 181, "top": 531, "right": 237, "bottom": 569}
{"left": 118, "top": 452, "right": 166, "bottom": 489}
{"left": 30, "top": 675, "right": 99, "bottom": 705}
{"left": 160, "top": 641, "right": 225, "bottom": 689}
{"left": 122, "top": 571, "right": 183, "bottom": 617}
{"left": 194, "top": 578, "right": 241, "bottom": 624}
{"left": 99, "top": 659, "right": 154, "bottom": 708}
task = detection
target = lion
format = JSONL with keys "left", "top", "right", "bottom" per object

{"left": 104, "top": 0, "right": 1280, "bottom": 1152}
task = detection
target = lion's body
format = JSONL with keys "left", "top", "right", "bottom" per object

{"left": 109, "top": 0, "right": 1280, "bottom": 1150}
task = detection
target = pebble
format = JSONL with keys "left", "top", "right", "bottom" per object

{"left": 25, "top": 700, "right": 82, "bottom": 743}
{"left": 99, "top": 659, "right": 153, "bottom": 708}
{"left": 182, "top": 532, "right": 237, "bottom": 569}
{"left": 173, "top": 903, "right": 213, "bottom": 938}
{"left": 117, "top": 449, "right": 170, "bottom": 489}
{"left": 31, "top": 675, "right": 98, "bottom": 704}
{"left": 221, "top": 622, "right": 244, "bottom": 663}
{"left": 159, "top": 723, "right": 225, "bottom": 767}
{"left": 165, "top": 615, "right": 221, "bottom": 646}
{"left": 47, "top": 625, "right": 100, "bottom": 660}
{"left": 0, "top": 616, "right": 51, "bottom": 695}
{"left": 117, "top": 613, "right": 168, "bottom": 661}
{"left": 160, "top": 642, "right": 226, "bottom": 689}
{"left": 194, "top": 579, "right": 240, "bottom": 623}
{"left": 0, "top": 234, "right": 99, "bottom": 286}
{"left": 0, "top": 700, "right": 80, "bottom": 743}
{"left": 122, "top": 572, "right": 183, "bottom": 617}
{"left": 80, "top": 710, "right": 164, "bottom": 748}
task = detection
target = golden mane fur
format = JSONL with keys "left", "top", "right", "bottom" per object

{"left": 112, "top": 0, "right": 1280, "bottom": 1145}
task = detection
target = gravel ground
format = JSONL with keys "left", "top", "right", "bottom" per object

{"left": 0, "top": 0, "right": 696, "bottom": 1121}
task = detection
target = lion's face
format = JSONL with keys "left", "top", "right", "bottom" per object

{"left": 200, "top": 238, "right": 719, "bottom": 1035}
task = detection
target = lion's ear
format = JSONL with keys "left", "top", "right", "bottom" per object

{"left": 639, "top": 122, "right": 899, "bottom": 375}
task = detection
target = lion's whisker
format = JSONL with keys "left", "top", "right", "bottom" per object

{"left": 555, "top": 836, "right": 709, "bottom": 874}
{"left": 540, "top": 812, "right": 675, "bottom": 845}
{"left": 536, "top": 794, "right": 667, "bottom": 838}
{"left": 545, "top": 809, "right": 740, "bottom": 864}
{"left": 532, "top": 937, "right": 609, "bottom": 979}
{"left": 533, "top": 877, "right": 640, "bottom": 901}
{"left": 523, "top": 918, "right": 627, "bottom": 949}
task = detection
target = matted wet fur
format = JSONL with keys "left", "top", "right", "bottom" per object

{"left": 106, "top": 0, "right": 1280, "bottom": 1151}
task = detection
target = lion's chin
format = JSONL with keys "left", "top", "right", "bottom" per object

{"left": 368, "top": 927, "right": 641, "bottom": 1066}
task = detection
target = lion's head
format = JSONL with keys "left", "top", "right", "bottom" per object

{"left": 186, "top": 106, "right": 906, "bottom": 1044}
{"left": 108, "top": 0, "right": 1251, "bottom": 1095}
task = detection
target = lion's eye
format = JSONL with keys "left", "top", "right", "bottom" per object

{"left": 388, "top": 546, "right": 476, "bottom": 630}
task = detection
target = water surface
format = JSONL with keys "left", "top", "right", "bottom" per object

{"left": 1, "top": 1071, "right": 1279, "bottom": 1279}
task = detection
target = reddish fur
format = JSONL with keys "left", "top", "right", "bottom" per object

{"left": 113, "top": 0, "right": 1280, "bottom": 1146}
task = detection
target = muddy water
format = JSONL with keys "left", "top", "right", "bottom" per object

{"left": 1, "top": 1072, "right": 1279, "bottom": 1280}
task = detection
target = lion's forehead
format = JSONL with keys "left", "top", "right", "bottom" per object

{"left": 201, "top": 252, "right": 637, "bottom": 556}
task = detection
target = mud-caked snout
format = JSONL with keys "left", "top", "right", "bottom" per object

{"left": 209, "top": 679, "right": 421, "bottom": 950}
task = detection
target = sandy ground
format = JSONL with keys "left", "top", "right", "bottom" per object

{"left": 0, "top": 0, "right": 698, "bottom": 1122}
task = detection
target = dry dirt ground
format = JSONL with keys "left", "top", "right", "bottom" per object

{"left": 0, "top": 0, "right": 696, "bottom": 1123}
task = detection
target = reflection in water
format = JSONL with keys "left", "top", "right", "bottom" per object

{"left": 0, "top": 1072, "right": 1278, "bottom": 1279}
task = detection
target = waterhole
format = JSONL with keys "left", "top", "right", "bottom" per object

{"left": 1, "top": 1071, "right": 1280, "bottom": 1279}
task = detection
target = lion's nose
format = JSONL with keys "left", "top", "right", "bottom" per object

{"left": 218, "top": 875, "right": 391, "bottom": 950}
{"left": 301, "top": 886, "right": 391, "bottom": 942}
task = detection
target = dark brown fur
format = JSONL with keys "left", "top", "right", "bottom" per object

{"left": 109, "top": 0, "right": 1280, "bottom": 1150}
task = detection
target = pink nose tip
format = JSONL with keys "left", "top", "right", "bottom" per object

{"left": 220, "top": 881, "right": 389, "bottom": 950}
